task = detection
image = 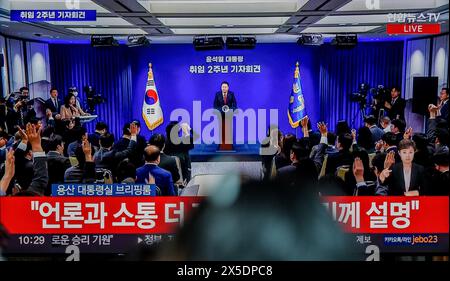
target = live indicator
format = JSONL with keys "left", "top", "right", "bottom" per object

{"left": 387, "top": 23, "right": 441, "bottom": 34}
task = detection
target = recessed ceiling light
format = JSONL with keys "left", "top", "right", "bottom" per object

{"left": 339, "top": 23, "right": 346, "bottom": 26}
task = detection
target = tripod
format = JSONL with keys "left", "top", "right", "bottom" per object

{"left": 351, "top": 102, "right": 366, "bottom": 128}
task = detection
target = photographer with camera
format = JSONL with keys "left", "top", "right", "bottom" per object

{"left": 5, "top": 86, "right": 37, "bottom": 133}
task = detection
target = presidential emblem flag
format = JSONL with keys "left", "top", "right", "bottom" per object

{"left": 288, "top": 62, "right": 307, "bottom": 128}
{"left": 142, "top": 63, "right": 164, "bottom": 130}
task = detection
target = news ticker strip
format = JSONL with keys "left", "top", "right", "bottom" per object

{"left": 2, "top": 234, "right": 448, "bottom": 255}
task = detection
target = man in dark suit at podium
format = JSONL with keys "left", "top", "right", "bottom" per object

{"left": 214, "top": 81, "right": 237, "bottom": 112}
{"left": 213, "top": 81, "right": 237, "bottom": 151}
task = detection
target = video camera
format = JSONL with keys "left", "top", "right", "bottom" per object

{"left": 83, "top": 86, "right": 106, "bottom": 114}
{"left": 370, "top": 85, "right": 389, "bottom": 104}
{"left": 350, "top": 83, "right": 370, "bottom": 108}
{"left": 11, "top": 91, "right": 34, "bottom": 109}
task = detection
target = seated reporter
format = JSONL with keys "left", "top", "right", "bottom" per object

{"left": 149, "top": 133, "right": 181, "bottom": 184}
{"left": 94, "top": 123, "right": 139, "bottom": 173}
{"left": 276, "top": 140, "right": 318, "bottom": 188}
{"left": 136, "top": 145, "right": 176, "bottom": 196}
{"left": 64, "top": 139, "right": 96, "bottom": 183}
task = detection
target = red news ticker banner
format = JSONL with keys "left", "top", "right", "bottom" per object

{"left": 386, "top": 23, "right": 441, "bottom": 34}
{"left": 323, "top": 196, "right": 448, "bottom": 234}
{"left": 0, "top": 196, "right": 448, "bottom": 234}
{"left": 0, "top": 197, "right": 203, "bottom": 234}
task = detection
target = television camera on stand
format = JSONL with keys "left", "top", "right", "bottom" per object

{"left": 83, "top": 86, "right": 106, "bottom": 115}
{"left": 350, "top": 83, "right": 370, "bottom": 127}
{"left": 369, "top": 85, "right": 389, "bottom": 125}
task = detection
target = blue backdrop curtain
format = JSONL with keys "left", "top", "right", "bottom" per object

{"left": 49, "top": 45, "right": 133, "bottom": 139}
{"left": 48, "top": 41, "right": 404, "bottom": 139}
{"left": 319, "top": 42, "right": 404, "bottom": 132}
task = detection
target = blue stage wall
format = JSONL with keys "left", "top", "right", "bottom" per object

{"left": 129, "top": 43, "right": 320, "bottom": 141}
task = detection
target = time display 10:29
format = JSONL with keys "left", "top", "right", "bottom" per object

{"left": 18, "top": 236, "right": 45, "bottom": 245}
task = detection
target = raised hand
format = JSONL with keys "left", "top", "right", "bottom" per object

{"left": 25, "top": 123, "right": 42, "bottom": 152}
{"left": 145, "top": 172, "right": 155, "bottom": 185}
{"left": 16, "top": 126, "right": 28, "bottom": 144}
{"left": 300, "top": 116, "right": 309, "bottom": 128}
{"left": 130, "top": 123, "right": 138, "bottom": 136}
{"left": 403, "top": 127, "right": 413, "bottom": 139}
{"left": 379, "top": 168, "right": 392, "bottom": 184}
{"left": 317, "top": 122, "right": 328, "bottom": 136}
{"left": 5, "top": 148, "right": 15, "bottom": 179}
{"left": 384, "top": 151, "right": 396, "bottom": 170}
{"left": 353, "top": 157, "right": 365, "bottom": 183}
{"left": 82, "top": 138, "right": 93, "bottom": 162}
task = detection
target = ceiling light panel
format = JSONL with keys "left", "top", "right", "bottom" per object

{"left": 158, "top": 17, "right": 290, "bottom": 26}
{"left": 337, "top": 0, "right": 448, "bottom": 11}
{"left": 138, "top": 0, "right": 308, "bottom": 13}
{"left": 301, "top": 26, "right": 380, "bottom": 33}
{"left": 68, "top": 28, "right": 147, "bottom": 34}
{"left": 171, "top": 27, "right": 278, "bottom": 34}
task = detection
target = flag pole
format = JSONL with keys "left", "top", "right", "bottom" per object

{"left": 295, "top": 61, "right": 299, "bottom": 139}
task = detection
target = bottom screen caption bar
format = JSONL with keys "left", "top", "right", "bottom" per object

{"left": 2, "top": 233, "right": 448, "bottom": 255}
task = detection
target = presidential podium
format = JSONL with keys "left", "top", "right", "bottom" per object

{"left": 217, "top": 106, "right": 234, "bottom": 152}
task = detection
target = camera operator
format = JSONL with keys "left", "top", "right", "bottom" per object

{"left": 369, "top": 86, "right": 388, "bottom": 121}
{"left": 383, "top": 86, "right": 406, "bottom": 121}
{"left": 84, "top": 86, "right": 105, "bottom": 114}
{"left": 5, "top": 86, "right": 37, "bottom": 133}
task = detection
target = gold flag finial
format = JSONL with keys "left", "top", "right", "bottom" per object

{"left": 148, "top": 63, "right": 154, "bottom": 80}
{"left": 296, "top": 61, "right": 299, "bottom": 67}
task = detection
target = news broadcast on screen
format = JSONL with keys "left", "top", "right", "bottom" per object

{"left": 0, "top": 0, "right": 448, "bottom": 277}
